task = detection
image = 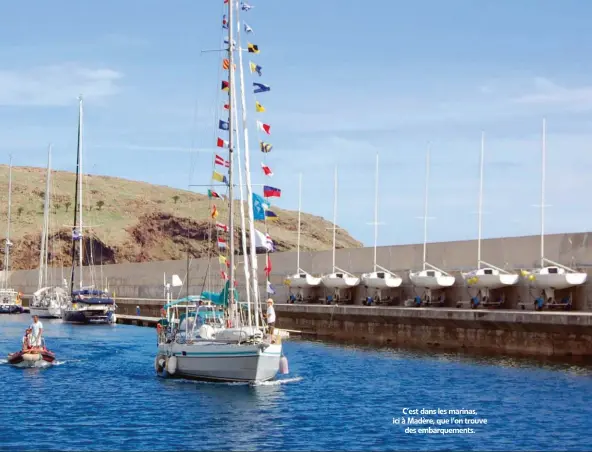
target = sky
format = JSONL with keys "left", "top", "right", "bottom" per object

{"left": 0, "top": 0, "right": 591, "bottom": 248}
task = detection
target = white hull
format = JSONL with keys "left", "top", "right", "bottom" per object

{"left": 157, "top": 341, "right": 282, "bottom": 382}
{"left": 410, "top": 271, "right": 455, "bottom": 290}
{"left": 529, "top": 271, "right": 588, "bottom": 290}
{"left": 321, "top": 273, "right": 360, "bottom": 289}
{"left": 29, "top": 307, "right": 63, "bottom": 319}
{"left": 286, "top": 273, "right": 322, "bottom": 288}
{"left": 361, "top": 272, "right": 402, "bottom": 289}
{"left": 463, "top": 269, "right": 519, "bottom": 290}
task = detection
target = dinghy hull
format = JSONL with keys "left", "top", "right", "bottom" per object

{"left": 361, "top": 272, "right": 402, "bottom": 289}
{"left": 321, "top": 273, "right": 360, "bottom": 289}
{"left": 530, "top": 272, "right": 588, "bottom": 290}
{"left": 410, "top": 273, "right": 455, "bottom": 290}
{"left": 7, "top": 350, "right": 55, "bottom": 368}
{"left": 286, "top": 273, "right": 322, "bottom": 288}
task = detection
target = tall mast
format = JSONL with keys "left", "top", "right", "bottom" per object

{"left": 226, "top": 0, "right": 236, "bottom": 315}
{"left": 38, "top": 145, "right": 52, "bottom": 289}
{"left": 332, "top": 167, "right": 337, "bottom": 272}
{"left": 235, "top": 0, "right": 260, "bottom": 326}
{"left": 540, "top": 118, "right": 546, "bottom": 268}
{"left": 373, "top": 153, "right": 379, "bottom": 272}
{"left": 231, "top": 41, "right": 252, "bottom": 327}
{"left": 422, "top": 146, "right": 430, "bottom": 271}
{"left": 3, "top": 155, "right": 12, "bottom": 289}
{"left": 78, "top": 96, "right": 84, "bottom": 288}
{"left": 477, "top": 132, "right": 484, "bottom": 269}
{"left": 69, "top": 96, "right": 83, "bottom": 295}
{"left": 297, "top": 173, "right": 302, "bottom": 272}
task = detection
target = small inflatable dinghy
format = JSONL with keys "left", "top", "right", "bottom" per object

{"left": 7, "top": 349, "right": 56, "bottom": 368}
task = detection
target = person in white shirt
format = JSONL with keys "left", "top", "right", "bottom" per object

{"left": 265, "top": 298, "right": 276, "bottom": 341}
{"left": 30, "top": 315, "right": 44, "bottom": 349}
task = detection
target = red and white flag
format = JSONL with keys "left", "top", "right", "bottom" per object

{"left": 264, "top": 254, "right": 272, "bottom": 276}
{"left": 261, "top": 162, "right": 273, "bottom": 176}
{"left": 217, "top": 237, "right": 227, "bottom": 249}
{"left": 216, "top": 138, "right": 229, "bottom": 148}
{"left": 220, "top": 270, "right": 228, "bottom": 280}
{"left": 216, "top": 222, "right": 228, "bottom": 232}
{"left": 215, "top": 154, "right": 230, "bottom": 167}
{"left": 256, "top": 120, "right": 271, "bottom": 135}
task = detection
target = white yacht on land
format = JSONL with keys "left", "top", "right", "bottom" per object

{"left": 409, "top": 148, "right": 455, "bottom": 297}
{"left": 321, "top": 168, "right": 360, "bottom": 295}
{"left": 461, "top": 133, "right": 518, "bottom": 307}
{"left": 361, "top": 154, "right": 402, "bottom": 299}
{"left": 156, "top": 0, "right": 286, "bottom": 383}
{"left": 521, "top": 120, "right": 587, "bottom": 310}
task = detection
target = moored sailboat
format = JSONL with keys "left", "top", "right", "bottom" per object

{"left": 62, "top": 97, "right": 116, "bottom": 324}
{"left": 0, "top": 156, "right": 23, "bottom": 314}
{"left": 30, "top": 145, "right": 71, "bottom": 318}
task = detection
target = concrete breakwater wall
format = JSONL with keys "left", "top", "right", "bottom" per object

{"left": 274, "top": 304, "right": 592, "bottom": 358}
{"left": 5, "top": 231, "right": 592, "bottom": 310}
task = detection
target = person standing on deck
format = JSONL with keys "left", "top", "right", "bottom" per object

{"left": 29, "top": 315, "right": 44, "bottom": 349}
{"left": 265, "top": 298, "right": 276, "bottom": 342}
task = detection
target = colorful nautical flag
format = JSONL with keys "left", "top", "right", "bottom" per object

{"left": 260, "top": 141, "right": 273, "bottom": 153}
{"left": 266, "top": 280, "right": 275, "bottom": 295}
{"left": 261, "top": 162, "right": 273, "bottom": 176}
{"left": 218, "top": 255, "right": 227, "bottom": 265}
{"left": 219, "top": 119, "right": 229, "bottom": 131}
{"left": 216, "top": 222, "right": 228, "bottom": 233}
{"left": 263, "top": 185, "right": 281, "bottom": 198}
{"left": 215, "top": 154, "right": 230, "bottom": 167}
{"left": 252, "top": 193, "right": 270, "bottom": 220}
{"left": 217, "top": 137, "right": 229, "bottom": 148}
{"left": 223, "top": 103, "right": 230, "bottom": 110}
{"left": 249, "top": 61, "right": 262, "bottom": 76}
{"left": 222, "top": 59, "right": 230, "bottom": 70}
{"left": 247, "top": 43, "right": 259, "bottom": 54}
{"left": 222, "top": 14, "right": 228, "bottom": 29}
{"left": 208, "top": 189, "right": 221, "bottom": 199}
{"left": 265, "top": 210, "right": 279, "bottom": 220}
{"left": 221, "top": 80, "right": 229, "bottom": 91}
{"left": 265, "top": 232, "right": 276, "bottom": 251}
{"left": 224, "top": 37, "right": 236, "bottom": 47}
{"left": 217, "top": 237, "right": 227, "bottom": 249}
{"left": 221, "top": 270, "right": 228, "bottom": 280}
{"left": 211, "top": 205, "right": 219, "bottom": 219}
{"left": 264, "top": 255, "right": 272, "bottom": 276}
{"left": 257, "top": 120, "right": 271, "bottom": 135}
{"left": 212, "top": 171, "right": 228, "bottom": 184}
{"left": 253, "top": 82, "right": 270, "bottom": 93}
{"left": 73, "top": 229, "right": 82, "bottom": 241}
{"left": 241, "top": 2, "right": 253, "bottom": 11}
{"left": 255, "top": 101, "right": 265, "bottom": 112}
{"left": 244, "top": 23, "right": 253, "bottom": 33}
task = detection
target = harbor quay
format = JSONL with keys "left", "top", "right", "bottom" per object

{"left": 8, "top": 231, "right": 592, "bottom": 358}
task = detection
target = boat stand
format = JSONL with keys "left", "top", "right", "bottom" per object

{"left": 533, "top": 288, "right": 572, "bottom": 311}
{"left": 466, "top": 288, "right": 506, "bottom": 309}
{"left": 411, "top": 288, "right": 445, "bottom": 307}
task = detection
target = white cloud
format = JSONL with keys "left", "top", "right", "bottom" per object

{"left": 0, "top": 63, "right": 122, "bottom": 106}
{"left": 511, "top": 77, "right": 592, "bottom": 108}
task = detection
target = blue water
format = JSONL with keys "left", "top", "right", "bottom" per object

{"left": 1, "top": 314, "right": 591, "bottom": 451}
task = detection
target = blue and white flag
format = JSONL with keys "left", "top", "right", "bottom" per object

{"left": 219, "top": 119, "right": 229, "bottom": 131}
{"left": 252, "top": 193, "right": 270, "bottom": 221}
{"left": 244, "top": 22, "right": 253, "bottom": 33}
{"left": 253, "top": 82, "right": 271, "bottom": 93}
{"left": 72, "top": 229, "right": 82, "bottom": 241}
{"left": 241, "top": 2, "right": 253, "bottom": 11}
{"left": 266, "top": 280, "right": 276, "bottom": 294}
{"left": 224, "top": 37, "right": 236, "bottom": 47}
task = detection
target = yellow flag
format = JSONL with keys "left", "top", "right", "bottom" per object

{"left": 255, "top": 101, "right": 265, "bottom": 113}
{"left": 218, "top": 255, "right": 227, "bottom": 265}
{"left": 212, "top": 171, "right": 226, "bottom": 183}
{"left": 247, "top": 43, "right": 259, "bottom": 54}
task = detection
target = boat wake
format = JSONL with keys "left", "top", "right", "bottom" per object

{"left": 252, "top": 376, "right": 303, "bottom": 386}
{"left": 0, "top": 359, "right": 7, "bottom": 365}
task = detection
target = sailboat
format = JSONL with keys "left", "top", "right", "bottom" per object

{"left": 522, "top": 119, "right": 587, "bottom": 305}
{"left": 30, "top": 145, "right": 71, "bottom": 318}
{"left": 361, "top": 154, "right": 402, "bottom": 292}
{"left": 409, "top": 148, "right": 455, "bottom": 292}
{"left": 462, "top": 133, "right": 519, "bottom": 295}
{"left": 0, "top": 156, "right": 23, "bottom": 314}
{"left": 321, "top": 168, "right": 360, "bottom": 291}
{"left": 285, "top": 174, "right": 322, "bottom": 294}
{"left": 155, "top": 0, "right": 284, "bottom": 382}
{"left": 62, "top": 96, "right": 116, "bottom": 324}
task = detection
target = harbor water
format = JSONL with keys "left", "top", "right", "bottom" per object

{"left": 1, "top": 314, "right": 591, "bottom": 451}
